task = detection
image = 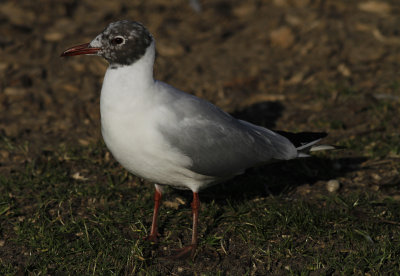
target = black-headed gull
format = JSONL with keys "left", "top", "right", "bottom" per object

{"left": 61, "top": 20, "right": 335, "bottom": 258}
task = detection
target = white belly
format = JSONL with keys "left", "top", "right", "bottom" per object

{"left": 100, "top": 106, "right": 216, "bottom": 191}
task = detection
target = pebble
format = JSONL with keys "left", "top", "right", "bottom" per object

{"left": 358, "top": 1, "right": 391, "bottom": 15}
{"left": 337, "top": 63, "right": 351, "bottom": 77}
{"left": 4, "top": 87, "right": 27, "bottom": 97}
{"left": 0, "top": 62, "right": 8, "bottom": 72}
{"left": 270, "top": 26, "right": 295, "bottom": 49}
{"left": 233, "top": 3, "right": 256, "bottom": 17}
{"left": 44, "top": 32, "right": 64, "bottom": 42}
{"left": 157, "top": 41, "right": 185, "bottom": 57}
{"left": 326, "top": 179, "right": 340, "bottom": 193}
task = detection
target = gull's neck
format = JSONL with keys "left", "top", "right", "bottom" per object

{"left": 100, "top": 41, "right": 156, "bottom": 108}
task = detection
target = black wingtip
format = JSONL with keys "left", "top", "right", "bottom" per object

{"left": 275, "top": 131, "right": 328, "bottom": 148}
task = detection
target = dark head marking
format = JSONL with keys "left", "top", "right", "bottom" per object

{"left": 90, "top": 20, "right": 153, "bottom": 68}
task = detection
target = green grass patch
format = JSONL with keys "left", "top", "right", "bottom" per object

{"left": 1, "top": 141, "right": 400, "bottom": 274}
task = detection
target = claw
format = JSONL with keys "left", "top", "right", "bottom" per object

{"left": 159, "top": 244, "right": 197, "bottom": 260}
{"left": 143, "top": 233, "right": 159, "bottom": 243}
{"left": 171, "top": 244, "right": 197, "bottom": 259}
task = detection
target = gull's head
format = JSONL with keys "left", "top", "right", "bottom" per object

{"left": 61, "top": 20, "right": 153, "bottom": 67}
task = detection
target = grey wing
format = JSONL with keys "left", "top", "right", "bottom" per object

{"left": 157, "top": 86, "right": 297, "bottom": 177}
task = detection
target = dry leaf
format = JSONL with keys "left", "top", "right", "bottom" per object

{"left": 358, "top": 1, "right": 391, "bottom": 15}
{"left": 71, "top": 172, "right": 89, "bottom": 181}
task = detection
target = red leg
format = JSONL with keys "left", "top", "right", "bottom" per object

{"left": 191, "top": 192, "right": 200, "bottom": 247}
{"left": 144, "top": 186, "right": 162, "bottom": 242}
{"left": 170, "top": 192, "right": 200, "bottom": 259}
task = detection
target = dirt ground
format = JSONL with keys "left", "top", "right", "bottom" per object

{"left": 1, "top": 0, "right": 400, "bottom": 273}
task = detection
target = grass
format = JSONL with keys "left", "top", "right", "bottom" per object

{"left": 1, "top": 139, "right": 400, "bottom": 275}
{"left": 1, "top": 89, "right": 399, "bottom": 274}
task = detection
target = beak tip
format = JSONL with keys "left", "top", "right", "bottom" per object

{"left": 60, "top": 43, "right": 99, "bottom": 57}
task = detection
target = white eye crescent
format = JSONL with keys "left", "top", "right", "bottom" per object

{"left": 111, "top": 36, "right": 125, "bottom": 45}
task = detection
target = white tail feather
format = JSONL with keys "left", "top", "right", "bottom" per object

{"left": 310, "top": 145, "right": 337, "bottom": 152}
{"left": 296, "top": 138, "right": 336, "bottom": 158}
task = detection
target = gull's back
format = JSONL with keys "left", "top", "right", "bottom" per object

{"left": 155, "top": 81, "right": 298, "bottom": 178}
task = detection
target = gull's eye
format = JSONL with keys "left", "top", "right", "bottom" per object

{"left": 111, "top": 36, "right": 125, "bottom": 45}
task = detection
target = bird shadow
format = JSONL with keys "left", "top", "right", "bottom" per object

{"left": 171, "top": 156, "right": 366, "bottom": 205}
{"left": 166, "top": 100, "right": 366, "bottom": 204}
{"left": 231, "top": 100, "right": 284, "bottom": 129}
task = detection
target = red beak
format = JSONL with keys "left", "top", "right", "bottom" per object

{"left": 60, "top": 43, "right": 100, "bottom": 57}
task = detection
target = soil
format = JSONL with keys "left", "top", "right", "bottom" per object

{"left": 1, "top": 0, "right": 400, "bottom": 273}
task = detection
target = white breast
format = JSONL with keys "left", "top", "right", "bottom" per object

{"left": 99, "top": 44, "right": 216, "bottom": 191}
